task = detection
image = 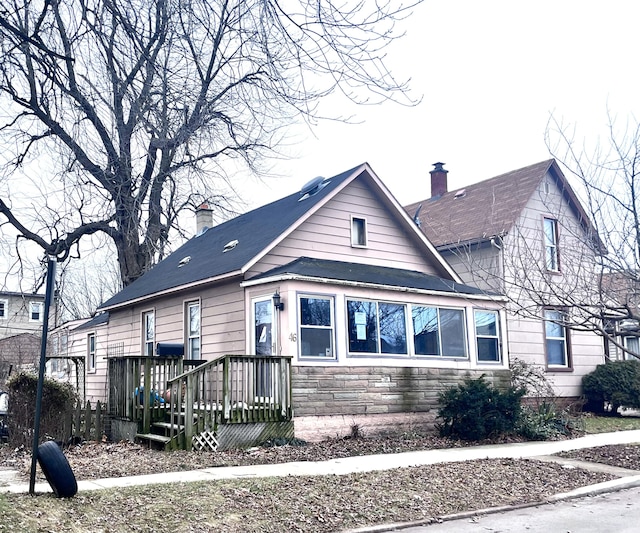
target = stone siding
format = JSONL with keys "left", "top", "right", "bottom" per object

{"left": 292, "top": 366, "right": 512, "bottom": 441}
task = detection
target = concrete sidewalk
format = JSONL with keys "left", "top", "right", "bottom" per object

{"left": 2, "top": 430, "right": 640, "bottom": 495}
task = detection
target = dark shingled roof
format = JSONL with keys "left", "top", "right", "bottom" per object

{"left": 405, "top": 159, "right": 601, "bottom": 250}
{"left": 99, "top": 165, "right": 363, "bottom": 310}
{"left": 74, "top": 312, "right": 109, "bottom": 331}
{"left": 250, "top": 257, "right": 492, "bottom": 296}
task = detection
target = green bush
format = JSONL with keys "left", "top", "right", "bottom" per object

{"left": 6, "top": 371, "right": 77, "bottom": 447}
{"left": 437, "top": 376, "right": 525, "bottom": 441}
{"left": 582, "top": 360, "right": 640, "bottom": 415}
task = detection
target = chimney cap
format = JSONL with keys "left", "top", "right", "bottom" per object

{"left": 431, "top": 162, "right": 448, "bottom": 173}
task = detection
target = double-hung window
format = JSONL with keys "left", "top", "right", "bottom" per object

{"left": 87, "top": 333, "right": 96, "bottom": 373}
{"left": 142, "top": 310, "right": 155, "bottom": 356}
{"left": 186, "top": 301, "right": 201, "bottom": 360}
{"left": 474, "top": 310, "right": 501, "bottom": 362}
{"left": 0, "top": 299, "right": 7, "bottom": 319}
{"left": 347, "top": 300, "right": 407, "bottom": 354}
{"left": 30, "top": 301, "right": 43, "bottom": 322}
{"left": 412, "top": 306, "right": 467, "bottom": 357}
{"left": 544, "top": 309, "right": 570, "bottom": 368}
{"left": 543, "top": 217, "right": 560, "bottom": 271}
{"left": 299, "top": 296, "right": 335, "bottom": 358}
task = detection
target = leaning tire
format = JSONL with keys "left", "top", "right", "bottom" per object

{"left": 37, "top": 441, "right": 78, "bottom": 498}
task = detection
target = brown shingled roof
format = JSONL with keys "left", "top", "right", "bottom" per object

{"left": 405, "top": 159, "right": 601, "bottom": 251}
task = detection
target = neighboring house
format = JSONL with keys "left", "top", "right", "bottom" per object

{"left": 97, "top": 163, "right": 510, "bottom": 442}
{"left": 0, "top": 332, "right": 41, "bottom": 383}
{"left": 406, "top": 160, "right": 606, "bottom": 400}
{"left": 0, "top": 291, "right": 47, "bottom": 340}
{"left": 47, "top": 314, "right": 109, "bottom": 403}
{"left": 600, "top": 271, "right": 640, "bottom": 361}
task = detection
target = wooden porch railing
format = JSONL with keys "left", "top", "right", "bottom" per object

{"left": 107, "top": 354, "right": 292, "bottom": 450}
{"left": 108, "top": 355, "right": 183, "bottom": 432}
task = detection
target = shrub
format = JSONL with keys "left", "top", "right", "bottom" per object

{"left": 582, "top": 360, "right": 640, "bottom": 415}
{"left": 510, "top": 358, "right": 582, "bottom": 439}
{"left": 437, "top": 376, "right": 525, "bottom": 441}
{"left": 6, "top": 371, "right": 77, "bottom": 447}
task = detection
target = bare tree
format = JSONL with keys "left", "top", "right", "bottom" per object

{"left": 0, "top": 0, "right": 421, "bottom": 287}
{"left": 545, "top": 114, "right": 640, "bottom": 354}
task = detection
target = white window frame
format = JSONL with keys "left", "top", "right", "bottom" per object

{"left": 411, "top": 305, "right": 468, "bottom": 359}
{"left": 351, "top": 216, "right": 368, "bottom": 248}
{"left": 142, "top": 310, "right": 155, "bottom": 356}
{"left": 474, "top": 309, "right": 501, "bottom": 363}
{"left": 346, "top": 299, "right": 408, "bottom": 355}
{"left": 298, "top": 294, "right": 336, "bottom": 359}
{"left": 0, "top": 299, "right": 7, "bottom": 319}
{"left": 87, "top": 333, "right": 96, "bottom": 373}
{"left": 624, "top": 336, "right": 640, "bottom": 361}
{"left": 29, "top": 301, "right": 44, "bottom": 322}
{"left": 185, "top": 301, "right": 201, "bottom": 360}
{"left": 543, "top": 217, "right": 560, "bottom": 272}
{"left": 544, "top": 309, "right": 571, "bottom": 369}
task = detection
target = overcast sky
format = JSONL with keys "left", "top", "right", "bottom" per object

{"left": 242, "top": 0, "right": 640, "bottom": 209}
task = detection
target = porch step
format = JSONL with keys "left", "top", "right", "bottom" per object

{"left": 136, "top": 433, "right": 171, "bottom": 445}
{"left": 152, "top": 421, "right": 185, "bottom": 432}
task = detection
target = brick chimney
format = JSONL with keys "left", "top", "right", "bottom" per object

{"left": 196, "top": 203, "right": 213, "bottom": 234}
{"left": 430, "top": 162, "right": 448, "bottom": 198}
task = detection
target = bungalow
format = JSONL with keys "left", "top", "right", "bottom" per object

{"left": 97, "top": 163, "right": 510, "bottom": 448}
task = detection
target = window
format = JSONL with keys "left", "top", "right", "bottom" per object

{"left": 351, "top": 217, "right": 367, "bottom": 247}
{"left": 412, "top": 306, "right": 467, "bottom": 357}
{"left": 30, "top": 301, "right": 44, "bottom": 322}
{"left": 186, "top": 301, "right": 201, "bottom": 360}
{"left": 299, "top": 296, "right": 335, "bottom": 358}
{"left": 475, "top": 310, "right": 501, "bottom": 362}
{"left": 0, "top": 299, "right": 7, "bottom": 319}
{"left": 543, "top": 217, "right": 560, "bottom": 271}
{"left": 347, "top": 300, "right": 407, "bottom": 354}
{"left": 544, "top": 309, "right": 570, "bottom": 368}
{"left": 142, "top": 311, "right": 155, "bottom": 356}
{"left": 624, "top": 337, "right": 640, "bottom": 361}
{"left": 87, "top": 333, "right": 96, "bottom": 372}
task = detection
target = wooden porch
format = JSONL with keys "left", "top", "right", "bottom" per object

{"left": 107, "top": 354, "right": 293, "bottom": 451}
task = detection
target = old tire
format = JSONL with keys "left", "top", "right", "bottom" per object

{"left": 37, "top": 441, "right": 78, "bottom": 497}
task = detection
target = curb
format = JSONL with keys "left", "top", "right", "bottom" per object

{"left": 343, "top": 475, "right": 640, "bottom": 533}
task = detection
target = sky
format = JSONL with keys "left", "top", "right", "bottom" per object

{"left": 3, "top": 0, "right": 640, "bottom": 294}
{"left": 240, "top": 0, "right": 640, "bottom": 209}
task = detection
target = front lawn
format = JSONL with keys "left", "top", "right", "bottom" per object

{"left": 582, "top": 413, "right": 640, "bottom": 433}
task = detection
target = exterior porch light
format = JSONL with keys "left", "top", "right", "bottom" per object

{"left": 272, "top": 291, "right": 284, "bottom": 311}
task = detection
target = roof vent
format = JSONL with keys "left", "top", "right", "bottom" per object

{"left": 178, "top": 256, "right": 191, "bottom": 267}
{"left": 299, "top": 176, "right": 329, "bottom": 201}
{"left": 454, "top": 189, "right": 466, "bottom": 199}
{"left": 223, "top": 239, "right": 239, "bottom": 253}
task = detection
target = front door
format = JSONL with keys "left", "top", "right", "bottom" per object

{"left": 252, "top": 297, "right": 275, "bottom": 397}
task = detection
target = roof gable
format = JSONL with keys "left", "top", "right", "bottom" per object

{"left": 100, "top": 163, "right": 459, "bottom": 311}
{"left": 406, "top": 159, "right": 602, "bottom": 251}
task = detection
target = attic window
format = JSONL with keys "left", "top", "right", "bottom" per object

{"left": 454, "top": 189, "right": 466, "bottom": 199}
{"left": 299, "top": 176, "right": 329, "bottom": 201}
{"left": 351, "top": 216, "right": 367, "bottom": 247}
{"left": 223, "top": 239, "right": 239, "bottom": 252}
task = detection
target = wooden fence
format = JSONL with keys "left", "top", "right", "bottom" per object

{"left": 61, "top": 400, "right": 105, "bottom": 444}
